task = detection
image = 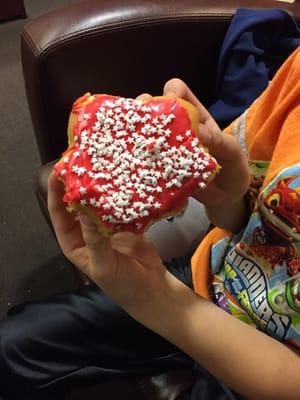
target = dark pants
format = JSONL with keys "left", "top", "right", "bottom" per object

{"left": 0, "top": 257, "right": 242, "bottom": 400}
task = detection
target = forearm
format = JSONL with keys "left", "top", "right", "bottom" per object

{"left": 130, "top": 273, "right": 300, "bottom": 400}
{"left": 205, "top": 196, "right": 248, "bottom": 233}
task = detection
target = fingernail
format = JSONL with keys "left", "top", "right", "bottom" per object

{"left": 137, "top": 93, "right": 152, "bottom": 101}
{"left": 166, "top": 91, "right": 177, "bottom": 97}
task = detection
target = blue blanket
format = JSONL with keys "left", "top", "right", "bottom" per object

{"left": 208, "top": 8, "right": 300, "bottom": 129}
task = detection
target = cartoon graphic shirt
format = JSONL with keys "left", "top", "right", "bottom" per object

{"left": 191, "top": 48, "right": 300, "bottom": 351}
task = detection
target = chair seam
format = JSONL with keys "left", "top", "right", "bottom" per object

{"left": 22, "top": 13, "right": 231, "bottom": 57}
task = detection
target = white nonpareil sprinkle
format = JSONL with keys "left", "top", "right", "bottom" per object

{"left": 79, "top": 186, "right": 87, "bottom": 194}
{"left": 67, "top": 96, "right": 216, "bottom": 226}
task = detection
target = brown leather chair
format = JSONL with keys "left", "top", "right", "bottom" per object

{"left": 21, "top": 0, "right": 300, "bottom": 399}
{"left": 0, "top": 0, "right": 26, "bottom": 22}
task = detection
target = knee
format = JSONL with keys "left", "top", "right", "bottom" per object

{"left": 0, "top": 308, "right": 53, "bottom": 398}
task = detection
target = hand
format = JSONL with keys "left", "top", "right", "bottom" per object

{"left": 163, "top": 78, "right": 250, "bottom": 207}
{"left": 48, "top": 172, "right": 168, "bottom": 312}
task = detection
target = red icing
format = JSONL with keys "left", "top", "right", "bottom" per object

{"left": 54, "top": 95, "right": 218, "bottom": 234}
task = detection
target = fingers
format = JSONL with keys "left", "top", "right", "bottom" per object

{"left": 111, "top": 232, "right": 163, "bottom": 269}
{"left": 198, "top": 125, "right": 243, "bottom": 162}
{"left": 163, "top": 78, "right": 220, "bottom": 133}
{"left": 79, "top": 214, "right": 116, "bottom": 280}
{"left": 79, "top": 214, "right": 109, "bottom": 251}
{"left": 164, "top": 78, "right": 202, "bottom": 108}
{"left": 164, "top": 79, "right": 249, "bottom": 201}
{"left": 163, "top": 78, "right": 245, "bottom": 164}
{"left": 136, "top": 93, "right": 152, "bottom": 102}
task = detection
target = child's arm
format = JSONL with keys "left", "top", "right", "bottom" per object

{"left": 48, "top": 172, "right": 300, "bottom": 399}
{"left": 49, "top": 80, "right": 289, "bottom": 399}
{"left": 133, "top": 272, "right": 300, "bottom": 400}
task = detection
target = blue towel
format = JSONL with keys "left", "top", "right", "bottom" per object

{"left": 208, "top": 8, "right": 300, "bottom": 129}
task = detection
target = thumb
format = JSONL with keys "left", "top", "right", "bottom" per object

{"left": 111, "top": 232, "right": 163, "bottom": 269}
{"left": 79, "top": 214, "right": 108, "bottom": 249}
{"left": 163, "top": 79, "right": 220, "bottom": 132}
{"left": 79, "top": 214, "right": 114, "bottom": 279}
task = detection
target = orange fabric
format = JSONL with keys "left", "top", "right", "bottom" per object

{"left": 191, "top": 47, "right": 300, "bottom": 297}
{"left": 243, "top": 47, "right": 300, "bottom": 185}
{"left": 191, "top": 228, "right": 229, "bottom": 299}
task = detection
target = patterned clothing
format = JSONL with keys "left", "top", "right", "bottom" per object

{"left": 192, "top": 47, "right": 300, "bottom": 352}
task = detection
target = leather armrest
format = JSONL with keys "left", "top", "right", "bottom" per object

{"left": 22, "top": 0, "right": 300, "bottom": 54}
{"left": 0, "top": 0, "right": 26, "bottom": 22}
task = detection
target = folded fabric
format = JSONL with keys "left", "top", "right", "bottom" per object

{"left": 208, "top": 8, "right": 300, "bottom": 129}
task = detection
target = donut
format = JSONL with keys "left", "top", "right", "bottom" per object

{"left": 54, "top": 93, "right": 220, "bottom": 236}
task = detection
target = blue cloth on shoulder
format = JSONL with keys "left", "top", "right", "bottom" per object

{"left": 208, "top": 8, "right": 300, "bottom": 129}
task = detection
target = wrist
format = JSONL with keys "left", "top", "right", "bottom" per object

{"left": 205, "top": 196, "right": 249, "bottom": 233}
{"left": 128, "top": 271, "right": 197, "bottom": 340}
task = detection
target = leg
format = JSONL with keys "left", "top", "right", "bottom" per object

{"left": 0, "top": 258, "right": 193, "bottom": 398}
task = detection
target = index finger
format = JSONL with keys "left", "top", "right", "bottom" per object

{"left": 163, "top": 78, "right": 220, "bottom": 133}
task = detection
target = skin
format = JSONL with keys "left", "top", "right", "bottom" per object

{"left": 48, "top": 79, "right": 300, "bottom": 399}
